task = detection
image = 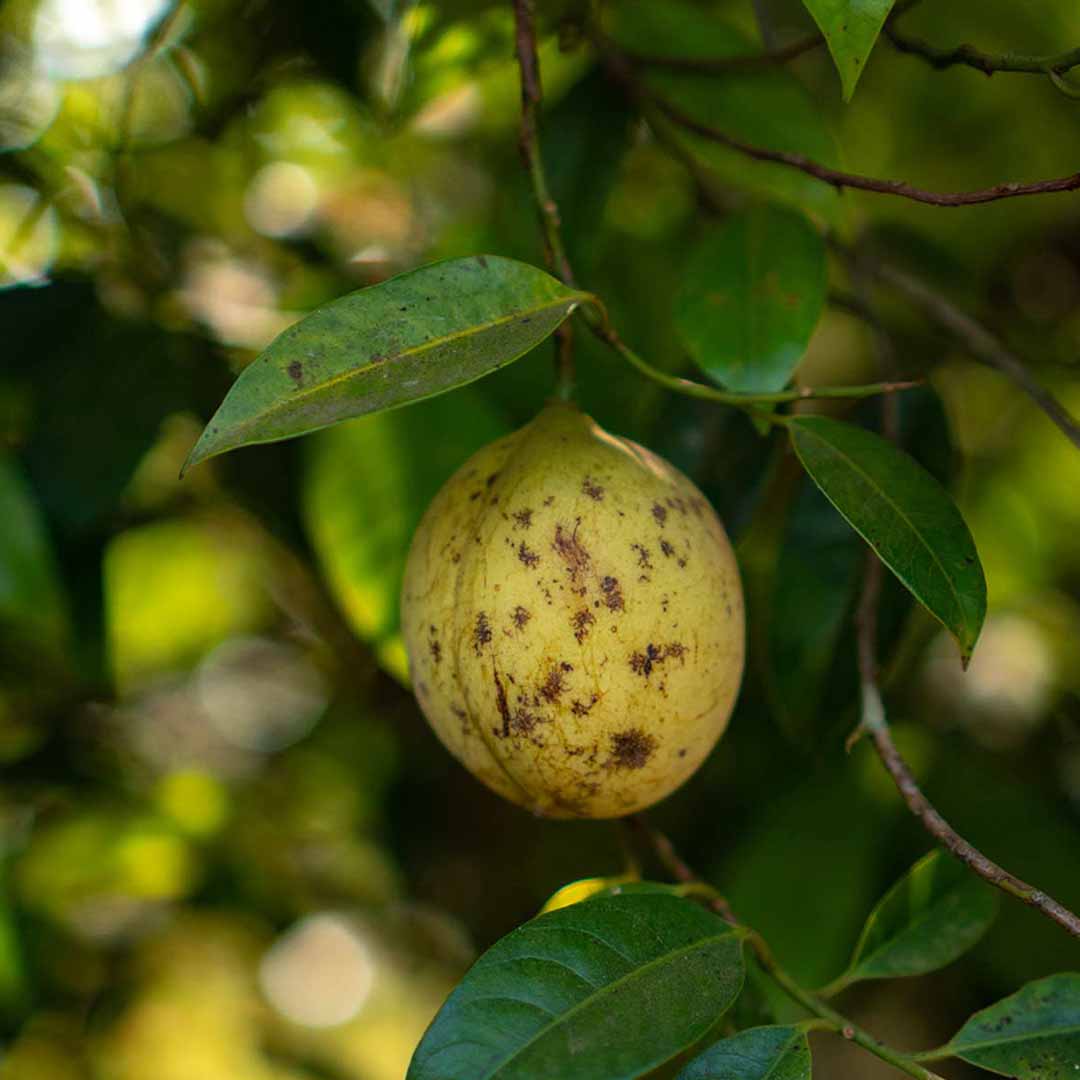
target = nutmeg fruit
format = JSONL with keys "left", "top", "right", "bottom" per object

{"left": 401, "top": 401, "right": 744, "bottom": 818}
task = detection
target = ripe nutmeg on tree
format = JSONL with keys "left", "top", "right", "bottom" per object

{"left": 401, "top": 400, "right": 745, "bottom": 818}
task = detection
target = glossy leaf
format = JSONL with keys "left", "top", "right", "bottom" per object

{"left": 0, "top": 455, "right": 68, "bottom": 654}
{"left": 841, "top": 850, "right": 998, "bottom": 986}
{"left": 303, "top": 389, "right": 509, "bottom": 683}
{"left": 787, "top": 415, "right": 986, "bottom": 663}
{"left": 802, "top": 0, "right": 896, "bottom": 101}
{"left": 407, "top": 888, "right": 746, "bottom": 1080}
{"left": 677, "top": 1025, "right": 811, "bottom": 1080}
{"left": 676, "top": 206, "right": 826, "bottom": 394}
{"left": 936, "top": 973, "right": 1080, "bottom": 1078}
{"left": 185, "top": 256, "right": 587, "bottom": 471}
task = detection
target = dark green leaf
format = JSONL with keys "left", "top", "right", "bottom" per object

{"left": 677, "top": 1025, "right": 811, "bottom": 1080}
{"left": 0, "top": 455, "right": 68, "bottom": 654}
{"left": 801, "top": 0, "right": 896, "bottom": 100}
{"left": 407, "top": 889, "right": 746, "bottom": 1080}
{"left": 302, "top": 388, "right": 509, "bottom": 682}
{"left": 767, "top": 477, "right": 862, "bottom": 745}
{"left": 936, "top": 973, "right": 1080, "bottom": 1078}
{"left": 787, "top": 415, "right": 986, "bottom": 662}
{"left": 611, "top": 1, "right": 842, "bottom": 217}
{"left": 675, "top": 206, "right": 825, "bottom": 394}
{"left": 185, "top": 256, "right": 587, "bottom": 471}
{"left": 840, "top": 849, "right": 998, "bottom": 987}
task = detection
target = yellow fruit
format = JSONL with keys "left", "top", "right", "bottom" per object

{"left": 400, "top": 401, "right": 745, "bottom": 819}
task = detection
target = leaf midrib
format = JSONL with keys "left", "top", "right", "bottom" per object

{"left": 951, "top": 1018, "right": 1080, "bottom": 1054}
{"left": 233, "top": 293, "right": 583, "bottom": 439}
{"left": 473, "top": 927, "right": 740, "bottom": 1080}
{"left": 793, "top": 421, "right": 970, "bottom": 644}
{"left": 853, "top": 880, "right": 978, "bottom": 975}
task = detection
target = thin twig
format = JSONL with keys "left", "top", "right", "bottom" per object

{"left": 512, "top": 0, "right": 576, "bottom": 396}
{"left": 884, "top": 26, "right": 1080, "bottom": 77}
{"left": 651, "top": 96, "right": 1080, "bottom": 207}
{"left": 852, "top": 496, "right": 1080, "bottom": 937}
{"left": 841, "top": 246, "right": 1080, "bottom": 452}
{"left": 627, "top": 815, "right": 946, "bottom": 1079}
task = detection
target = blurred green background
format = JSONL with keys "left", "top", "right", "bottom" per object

{"left": 1, "top": 0, "right": 1080, "bottom": 1076}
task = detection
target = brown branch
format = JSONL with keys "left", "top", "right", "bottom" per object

{"left": 884, "top": 25, "right": 1080, "bottom": 77}
{"left": 852, "top": 499, "right": 1080, "bottom": 938}
{"left": 841, "top": 247, "right": 1080, "bottom": 452}
{"left": 652, "top": 96, "right": 1080, "bottom": 207}
{"left": 621, "top": 31, "right": 823, "bottom": 74}
{"left": 512, "top": 0, "right": 576, "bottom": 394}
{"left": 626, "top": 813, "right": 947, "bottom": 1079}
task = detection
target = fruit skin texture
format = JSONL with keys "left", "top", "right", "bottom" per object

{"left": 400, "top": 401, "right": 745, "bottom": 819}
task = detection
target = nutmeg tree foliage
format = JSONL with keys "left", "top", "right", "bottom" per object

{"left": 3, "top": 0, "right": 1080, "bottom": 1077}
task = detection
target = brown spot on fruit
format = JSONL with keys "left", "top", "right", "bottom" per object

{"left": 517, "top": 542, "right": 540, "bottom": 568}
{"left": 570, "top": 693, "right": 599, "bottom": 717}
{"left": 630, "top": 642, "right": 686, "bottom": 678}
{"left": 582, "top": 476, "right": 605, "bottom": 501}
{"left": 652, "top": 502, "right": 668, "bottom": 526}
{"left": 485, "top": 472, "right": 500, "bottom": 488}
{"left": 473, "top": 612, "right": 492, "bottom": 654}
{"left": 572, "top": 608, "right": 595, "bottom": 642}
{"left": 512, "top": 508, "right": 533, "bottom": 530}
{"left": 512, "top": 605, "right": 531, "bottom": 630}
{"left": 630, "top": 644, "right": 662, "bottom": 677}
{"left": 543, "top": 495, "right": 555, "bottom": 507}
{"left": 553, "top": 520, "right": 590, "bottom": 592}
{"left": 428, "top": 639, "right": 442, "bottom": 664}
{"left": 609, "top": 728, "right": 657, "bottom": 770}
{"left": 287, "top": 360, "right": 303, "bottom": 382}
{"left": 631, "top": 543, "right": 652, "bottom": 570}
{"left": 511, "top": 707, "right": 538, "bottom": 735}
{"left": 600, "top": 576, "right": 624, "bottom": 611}
{"left": 539, "top": 666, "right": 567, "bottom": 703}
{"left": 660, "top": 539, "right": 675, "bottom": 559}
{"left": 493, "top": 670, "right": 511, "bottom": 737}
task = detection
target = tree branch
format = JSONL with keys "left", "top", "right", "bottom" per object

{"left": 651, "top": 96, "right": 1080, "bottom": 207}
{"left": 512, "top": 0, "right": 576, "bottom": 395}
{"left": 884, "top": 25, "right": 1080, "bottom": 77}
{"left": 841, "top": 246, "right": 1080, "bottom": 452}
{"left": 626, "top": 815, "right": 946, "bottom": 1080}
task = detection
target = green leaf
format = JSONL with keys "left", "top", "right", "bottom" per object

{"left": 801, "top": 0, "right": 896, "bottom": 101}
{"left": 787, "top": 415, "right": 986, "bottom": 663}
{"left": 407, "top": 888, "right": 746, "bottom": 1080}
{"left": 839, "top": 849, "right": 998, "bottom": 988}
{"left": 0, "top": 455, "right": 68, "bottom": 655}
{"left": 767, "top": 477, "right": 862, "bottom": 746}
{"left": 185, "top": 256, "right": 587, "bottom": 471}
{"left": 302, "top": 388, "right": 509, "bottom": 684}
{"left": 611, "top": 1, "right": 842, "bottom": 219}
{"left": 675, "top": 206, "right": 826, "bottom": 394}
{"left": 935, "top": 973, "right": 1080, "bottom": 1078}
{"left": 676, "top": 1025, "right": 811, "bottom": 1080}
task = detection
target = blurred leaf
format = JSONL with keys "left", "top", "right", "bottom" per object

{"left": 766, "top": 477, "right": 861, "bottom": 745}
{"left": 407, "top": 889, "right": 746, "bottom": 1080}
{"left": 675, "top": 205, "right": 826, "bottom": 394}
{"left": 787, "top": 415, "right": 986, "bottom": 663}
{"left": 801, "top": 0, "right": 895, "bottom": 100}
{"left": 676, "top": 1025, "right": 811, "bottom": 1080}
{"left": 544, "top": 69, "right": 637, "bottom": 274}
{"left": 186, "top": 257, "right": 587, "bottom": 471}
{"left": 836, "top": 849, "right": 998, "bottom": 989}
{"left": 611, "top": 1, "right": 841, "bottom": 217}
{"left": 0, "top": 455, "right": 68, "bottom": 656}
{"left": 303, "top": 389, "right": 509, "bottom": 681}
{"left": 104, "top": 517, "right": 270, "bottom": 691}
{"left": 935, "top": 973, "right": 1080, "bottom": 1078}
